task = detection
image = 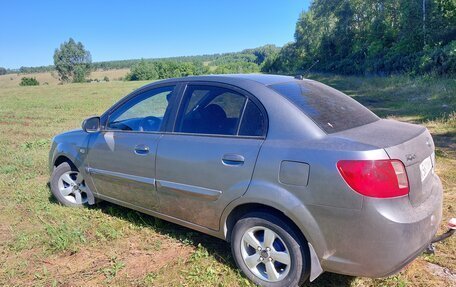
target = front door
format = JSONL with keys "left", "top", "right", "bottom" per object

{"left": 87, "top": 85, "right": 177, "bottom": 210}
{"left": 156, "top": 84, "right": 267, "bottom": 230}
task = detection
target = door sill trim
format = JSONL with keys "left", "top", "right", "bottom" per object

{"left": 86, "top": 167, "right": 155, "bottom": 186}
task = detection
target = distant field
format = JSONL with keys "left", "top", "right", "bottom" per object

{"left": 0, "top": 69, "right": 130, "bottom": 88}
{"left": 0, "top": 73, "right": 454, "bottom": 286}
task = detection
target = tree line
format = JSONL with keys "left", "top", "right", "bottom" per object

{"left": 125, "top": 45, "right": 279, "bottom": 80}
{"left": 3, "top": 1, "right": 455, "bottom": 80}
{"left": 263, "top": 0, "right": 456, "bottom": 75}
{"left": 3, "top": 45, "right": 278, "bottom": 78}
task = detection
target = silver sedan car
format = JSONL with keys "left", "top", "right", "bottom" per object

{"left": 49, "top": 74, "right": 443, "bottom": 286}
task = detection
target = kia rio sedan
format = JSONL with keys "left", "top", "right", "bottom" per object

{"left": 49, "top": 74, "right": 443, "bottom": 286}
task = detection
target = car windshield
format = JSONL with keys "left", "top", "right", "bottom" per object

{"left": 269, "top": 80, "right": 379, "bottom": 134}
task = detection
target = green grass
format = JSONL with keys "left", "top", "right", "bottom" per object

{"left": 103, "top": 256, "right": 126, "bottom": 281}
{"left": 0, "top": 75, "right": 454, "bottom": 286}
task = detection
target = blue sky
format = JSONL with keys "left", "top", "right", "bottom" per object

{"left": 0, "top": 1, "right": 311, "bottom": 69}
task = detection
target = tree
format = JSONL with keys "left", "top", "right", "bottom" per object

{"left": 260, "top": 43, "right": 301, "bottom": 73}
{"left": 125, "top": 59, "right": 158, "bottom": 81}
{"left": 53, "top": 38, "right": 92, "bottom": 83}
{"left": 0, "top": 67, "right": 7, "bottom": 75}
{"left": 270, "top": 0, "right": 456, "bottom": 75}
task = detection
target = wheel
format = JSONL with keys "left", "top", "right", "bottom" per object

{"left": 50, "top": 162, "right": 89, "bottom": 207}
{"left": 231, "top": 212, "right": 309, "bottom": 287}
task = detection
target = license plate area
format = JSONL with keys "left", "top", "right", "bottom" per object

{"left": 419, "top": 156, "right": 433, "bottom": 182}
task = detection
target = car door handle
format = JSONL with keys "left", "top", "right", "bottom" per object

{"left": 222, "top": 154, "right": 245, "bottom": 166}
{"left": 134, "top": 144, "right": 150, "bottom": 155}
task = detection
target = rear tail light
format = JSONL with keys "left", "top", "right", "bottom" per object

{"left": 337, "top": 159, "right": 409, "bottom": 198}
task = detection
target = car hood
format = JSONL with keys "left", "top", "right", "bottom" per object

{"left": 53, "top": 128, "right": 84, "bottom": 140}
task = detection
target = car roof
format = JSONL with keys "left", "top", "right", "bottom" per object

{"left": 152, "top": 73, "right": 298, "bottom": 87}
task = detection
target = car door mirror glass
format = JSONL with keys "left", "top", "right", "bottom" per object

{"left": 82, "top": 116, "right": 101, "bottom": 133}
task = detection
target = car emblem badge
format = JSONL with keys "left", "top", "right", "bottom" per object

{"left": 406, "top": 153, "right": 416, "bottom": 161}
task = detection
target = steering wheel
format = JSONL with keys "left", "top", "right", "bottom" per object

{"left": 139, "top": 116, "right": 162, "bottom": 132}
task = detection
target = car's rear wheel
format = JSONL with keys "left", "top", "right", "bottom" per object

{"left": 50, "top": 162, "right": 88, "bottom": 207}
{"left": 231, "top": 212, "right": 309, "bottom": 287}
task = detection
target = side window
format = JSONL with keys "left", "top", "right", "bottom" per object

{"left": 239, "top": 100, "right": 266, "bottom": 137}
{"left": 108, "top": 86, "right": 175, "bottom": 132}
{"left": 176, "top": 85, "right": 246, "bottom": 135}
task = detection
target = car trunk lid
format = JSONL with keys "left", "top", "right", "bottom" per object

{"left": 333, "top": 119, "right": 436, "bottom": 206}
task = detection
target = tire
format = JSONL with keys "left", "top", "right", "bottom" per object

{"left": 50, "top": 162, "right": 89, "bottom": 207}
{"left": 231, "top": 212, "right": 309, "bottom": 287}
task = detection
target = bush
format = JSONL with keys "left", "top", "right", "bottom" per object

{"left": 419, "top": 41, "right": 456, "bottom": 75}
{"left": 125, "top": 60, "right": 158, "bottom": 81}
{"left": 103, "top": 76, "right": 110, "bottom": 82}
{"left": 19, "top": 77, "right": 39, "bottom": 86}
{"left": 214, "top": 61, "right": 260, "bottom": 74}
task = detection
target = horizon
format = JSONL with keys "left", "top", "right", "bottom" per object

{"left": 0, "top": 1, "right": 311, "bottom": 69}
{"left": 3, "top": 43, "right": 281, "bottom": 71}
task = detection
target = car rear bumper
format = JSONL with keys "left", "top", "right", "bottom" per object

{"left": 315, "top": 173, "right": 443, "bottom": 277}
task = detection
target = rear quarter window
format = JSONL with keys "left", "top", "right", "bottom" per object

{"left": 269, "top": 80, "right": 379, "bottom": 133}
{"left": 239, "top": 100, "right": 266, "bottom": 137}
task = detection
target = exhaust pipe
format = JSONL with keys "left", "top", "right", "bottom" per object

{"left": 425, "top": 218, "right": 455, "bottom": 255}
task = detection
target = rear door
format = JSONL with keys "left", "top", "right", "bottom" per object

{"left": 87, "top": 84, "right": 179, "bottom": 210}
{"left": 155, "top": 83, "right": 267, "bottom": 230}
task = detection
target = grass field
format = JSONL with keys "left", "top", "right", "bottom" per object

{"left": 0, "top": 72, "right": 454, "bottom": 286}
{"left": 0, "top": 69, "right": 130, "bottom": 89}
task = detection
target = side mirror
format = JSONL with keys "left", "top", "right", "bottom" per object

{"left": 82, "top": 116, "right": 101, "bottom": 133}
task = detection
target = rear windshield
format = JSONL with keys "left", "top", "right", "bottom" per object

{"left": 269, "top": 80, "right": 379, "bottom": 133}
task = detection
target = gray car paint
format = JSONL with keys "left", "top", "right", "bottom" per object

{"left": 49, "top": 74, "right": 443, "bottom": 281}
{"left": 87, "top": 131, "right": 161, "bottom": 210}
{"left": 155, "top": 133, "right": 263, "bottom": 230}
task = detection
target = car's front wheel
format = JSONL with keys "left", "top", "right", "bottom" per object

{"left": 50, "top": 162, "right": 89, "bottom": 207}
{"left": 231, "top": 212, "right": 309, "bottom": 287}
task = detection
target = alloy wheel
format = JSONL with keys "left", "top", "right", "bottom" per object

{"left": 57, "top": 171, "right": 88, "bottom": 205}
{"left": 240, "top": 226, "right": 291, "bottom": 282}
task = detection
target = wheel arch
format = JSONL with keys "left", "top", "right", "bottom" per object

{"left": 224, "top": 203, "right": 307, "bottom": 245}
{"left": 220, "top": 185, "right": 327, "bottom": 253}
{"left": 50, "top": 144, "right": 95, "bottom": 205}
{"left": 220, "top": 183, "right": 327, "bottom": 281}
{"left": 51, "top": 142, "right": 84, "bottom": 172}
{"left": 54, "top": 155, "right": 75, "bottom": 169}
